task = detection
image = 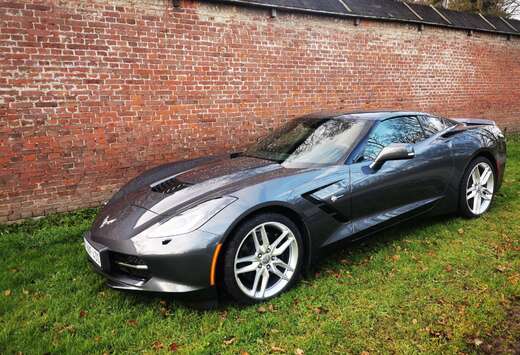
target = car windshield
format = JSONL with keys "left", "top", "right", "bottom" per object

{"left": 244, "top": 118, "right": 369, "bottom": 165}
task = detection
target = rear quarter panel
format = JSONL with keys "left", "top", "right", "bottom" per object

{"left": 438, "top": 126, "right": 506, "bottom": 213}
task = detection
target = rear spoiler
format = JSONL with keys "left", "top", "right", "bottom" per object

{"left": 453, "top": 118, "right": 496, "bottom": 126}
{"left": 441, "top": 118, "right": 498, "bottom": 138}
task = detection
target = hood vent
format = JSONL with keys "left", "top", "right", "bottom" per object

{"left": 151, "top": 176, "right": 192, "bottom": 194}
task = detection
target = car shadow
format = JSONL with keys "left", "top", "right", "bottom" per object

{"left": 309, "top": 213, "right": 456, "bottom": 275}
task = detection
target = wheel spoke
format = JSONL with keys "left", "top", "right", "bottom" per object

{"left": 480, "top": 167, "right": 492, "bottom": 185}
{"left": 472, "top": 167, "right": 481, "bottom": 184}
{"left": 273, "top": 236, "right": 294, "bottom": 256}
{"left": 236, "top": 255, "right": 257, "bottom": 264}
{"left": 236, "top": 262, "right": 259, "bottom": 274}
{"left": 473, "top": 194, "right": 481, "bottom": 213}
{"left": 270, "top": 265, "right": 289, "bottom": 281}
{"left": 466, "top": 187, "right": 477, "bottom": 200}
{"left": 251, "top": 269, "right": 262, "bottom": 296}
{"left": 259, "top": 269, "right": 270, "bottom": 298}
{"left": 251, "top": 230, "right": 261, "bottom": 252}
{"left": 482, "top": 190, "right": 493, "bottom": 200}
{"left": 259, "top": 224, "right": 270, "bottom": 250}
{"left": 271, "top": 230, "right": 288, "bottom": 250}
{"left": 273, "top": 259, "right": 294, "bottom": 272}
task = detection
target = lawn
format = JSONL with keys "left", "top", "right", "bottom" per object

{"left": 1, "top": 137, "right": 519, "bottom": 355}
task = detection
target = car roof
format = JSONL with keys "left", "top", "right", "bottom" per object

{"left": 300, "top": 110, "right": 428, "bottom": 121}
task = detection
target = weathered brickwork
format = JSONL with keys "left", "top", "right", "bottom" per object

{"left": 1, "top": 0, "right": 519, "bottom": 222}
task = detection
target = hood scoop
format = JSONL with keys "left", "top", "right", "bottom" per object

{"left": 150, "top": 176, "right": 192, "bottom": 195}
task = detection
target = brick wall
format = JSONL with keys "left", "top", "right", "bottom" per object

{"left": 1, "top": 0, "right": 520, "bottom": 223}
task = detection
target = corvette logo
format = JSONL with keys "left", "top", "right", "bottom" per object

{"left": 100, "top": 215, "right": 117, "bottom": 228}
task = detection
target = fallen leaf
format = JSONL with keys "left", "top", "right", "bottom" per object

{"left": 474, "top": 338, "right": 483, "bottom": 346}
{"left": 220, "top": 310, "right": 228, "bottom": 321}
{"left": 168, "top": 342, "right": 179, "bottom": 352}
{"left": 314, "top": 306, "right": 328, "bottom": 314}
{"left": 268, "top": 304, "right": 275, "bottom": 312}
{"left": 160, "top": 307, "right": 169, "bottom": 317}
{"left": 412, "top": 319, "right": 418, "bottom": 325}
{"left": 152, "top": 340, "right": 164, "bottom": 350}
{"left": 223, "top": 337, "right": 236, "bottom": 345}
{"left": 457, "top": 228, "right": 464, "bottom": 235}
{"left": 340, "top": 259, "right": 351, "bottom": 265}
{"left": 22, "top": 289, "right": 29, "bottom": 295}
{"left": 391, "top": 255, "right": 400, "bottom": 262}
{"left": 271, "top": 345, "right": 286, "bottom": 353}
{"left": 94, "top": 336, "right": 101, "bottom": 343}
{"left": 4, "top": 289, "right": 12, "bottom": 296}
{"left": 295, "top": 348, "right": 305, "bottom": 355}
{"left": 257, "top": 306, "right": 267, "bottom": 314}
{"left": 58, "top": 325, "right": 76, "bottom": 334}
{"left": 361, "top": 351, "right": 370, "bottom": 355}
{"left": 240, "top": 351, "right": 250, "bottom": 355}
{"left": 495, "top": 265, "right": 507, "bottom": 272}
{"left": 159, "top": 300, "right": 167, "bottom": 306}
{"left": 445, "top": 265, "right": 453, "bottom": 272}
{"left": 508, "top": 274, "right": 519, "bottom": 285}
{"left": 79, "top": 310, "right": 87, "bottom": 318}
{"left": 127, "top": 319, "right": 138, "bottom": 327}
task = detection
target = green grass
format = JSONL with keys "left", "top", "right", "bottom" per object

{"left": 1, "top": 138, "right": 519, "bottom": 355}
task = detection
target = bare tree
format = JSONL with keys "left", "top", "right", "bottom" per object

{"left": 410, "top": 0, "right": 520, "bottom": 18}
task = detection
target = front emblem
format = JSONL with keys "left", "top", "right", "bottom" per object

{"left": 100, "top": 215, "right": 117, "bottom": 228}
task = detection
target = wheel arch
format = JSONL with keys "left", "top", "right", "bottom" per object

{"left": 459, "top": 148, "right": 497, "bottom": 194}
{"left": 216, "top": 202, "right": 313, "bottom": 285}
{"left": 464, "top": 148, "right": 498, "bottom": 177}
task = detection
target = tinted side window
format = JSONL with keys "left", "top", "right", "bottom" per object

{"left": 363, "top": 116, "right": 424, "bottom": 161}
{"left": 419, "top": 115, "right": 450, "bottom": 137}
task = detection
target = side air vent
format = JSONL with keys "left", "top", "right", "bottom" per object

{"left": 151, "top": 176, "right": 191, "bottom": 194}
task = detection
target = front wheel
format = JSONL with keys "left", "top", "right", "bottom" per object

{"left": 223, "top": 213, "right": 303, "bottom": 304}
{"left": 459, "top": 157, "right": 496, "bottom": 218}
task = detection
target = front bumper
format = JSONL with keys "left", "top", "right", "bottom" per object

{"left": 83, "top": 228, "right": 222, "bottom": 295}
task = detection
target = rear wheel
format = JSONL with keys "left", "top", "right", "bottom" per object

{"left": 459, "top": 157, "right": 496, "bottom": 218}
{"left": 223, "top": 213, "right": 303, "bottom": 304}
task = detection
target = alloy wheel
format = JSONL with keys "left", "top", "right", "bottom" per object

{"left": 233, "top": 221, "right": 299, "bottom": 300}
{"left": 466, "top": 162, "right": 494, "bottom": 215}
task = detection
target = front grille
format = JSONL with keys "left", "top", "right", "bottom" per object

{"left": 151, "top": 177, "right": 191, "bottom": 194}
{"left": 110, "top": 252, "right": 150, "bottom": 280}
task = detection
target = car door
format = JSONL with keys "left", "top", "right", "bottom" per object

{"left": 348, "top": 116, "right": 453, "bottom": 234}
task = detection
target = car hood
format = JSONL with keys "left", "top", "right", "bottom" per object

{"left": 131, "top": 156, "right": 281, "bottom": 213}
{"left": 90, "top": 156, "right": 287, "bottom": 239}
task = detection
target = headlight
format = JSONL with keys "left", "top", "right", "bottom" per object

{"left": 135, "top": 196, "right": 237, "bottom": 239}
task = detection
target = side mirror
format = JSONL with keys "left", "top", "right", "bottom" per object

{"left": 369, "top": 143, "right": 415, "bottom": 170}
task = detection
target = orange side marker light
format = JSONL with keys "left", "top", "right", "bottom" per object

{"left": 210, "top": 243, "right": 222, "bottom": 286}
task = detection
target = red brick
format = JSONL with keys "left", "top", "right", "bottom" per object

{"left": 0, "top": 0, "right": 519, "bottom": 223}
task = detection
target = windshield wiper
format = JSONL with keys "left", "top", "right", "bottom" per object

{"left": 239, "top": 152, "right": 284, "bottom": 164}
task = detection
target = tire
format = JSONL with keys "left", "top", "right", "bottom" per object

{"left": 459, "top": 156, "right": 496, "bottom": 218}
{"left": 223, "top": 213, "right": 304, "bottom": 304}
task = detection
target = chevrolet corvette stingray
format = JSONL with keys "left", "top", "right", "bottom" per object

{"left": 84, "top": 111, "right": 506, "bottom": 303}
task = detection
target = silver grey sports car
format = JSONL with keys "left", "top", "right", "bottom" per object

{"left": 84, "top": 111, "right": 506, "bottom": 303}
